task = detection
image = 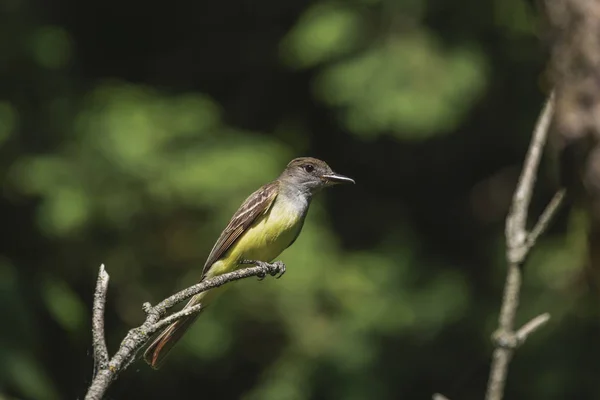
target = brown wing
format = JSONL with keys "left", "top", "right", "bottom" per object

{"left": 201, "top": 181, "right": 279, "bottom": 278}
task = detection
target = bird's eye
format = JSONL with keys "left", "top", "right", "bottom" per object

{"left": 303, "top": 164, "right": 314, "bottom": 173}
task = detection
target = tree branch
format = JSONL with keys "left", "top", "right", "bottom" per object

{"left": 151, "top": 302, "right": 205, "bottom": 332}
{"left": 91, "top": 264, "right": 110, "bottom": 372}
{"left": 84, "top": 261, "right": 285, "bottom": 400}
{"left": 505, "top": 92, "right": 555, "bottom": 266}
{"left": 514, "top": 312, "right": 551, "bottom": 344}
{"left": 484, "top": 93, "right": 563, "bottom": 400}
{"left": 526, "top": 190, "right": 566, "bottom": 248}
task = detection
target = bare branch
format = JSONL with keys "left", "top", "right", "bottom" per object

{"left": 505, "top": 92, "right": 555, "bottom": 265}
{"left": 84, "top": 261, "right": 285, "bottom": 400}
{"left": 145, "top": 263, "right": 274, "bottom": 321}
{"left": 92, "top": 264, "right": 110, "bottom": 371}
{"left": 515, "top": 313, "right": 551, "bottom": 345}
{"left": 526, "top": 190, "right": 566, "bottom": 248}
{"left": 151, "top": 302, "right": 205, "bottom": 332}
{"left": 484, "top": 94, "right": 558, "bottom": 400}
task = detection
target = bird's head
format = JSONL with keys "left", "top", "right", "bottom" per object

{"left": 280, "top": 157, "right": 355, "bottom": 194}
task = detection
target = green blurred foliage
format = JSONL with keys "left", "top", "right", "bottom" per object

{"left": 29, "top": 26, "right": 72, "bottom": 70}
{"left": 494, "top": 0, "right": 537, "bottom": 35}
{"left": 314, "top": 34, "right": 486, "bottom": 138}
{"left": 0, "top": 0, "right": 598, "bottom": 399}
{"left": 0, "top": 260, "right": 60, "bottom": 400}
{"left": 281, "top": 2, "right": 365, "bottom": 68}
{"left": 283, "top": 1, "right": 487, "bottom": 139}
{"left": 11, "top": 83, "right": 289, "bottom": 236}
{"left": 0, "top": 102, "right": 16, "bottom": 146}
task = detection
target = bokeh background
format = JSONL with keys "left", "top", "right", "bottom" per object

{"left": 1, "top": 0, "right": 598, "bottom": 399}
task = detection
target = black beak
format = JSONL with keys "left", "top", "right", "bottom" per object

{"left": 321, "top": 172, "right": 355, "bottom": 185}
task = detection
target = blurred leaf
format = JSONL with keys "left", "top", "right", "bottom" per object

{"left": 242, "top": 356, "right": 310, "bottom": 400}
{"left": 29, "top": 26, "right": 71, "bottom": 69}
{"left": 183, "top": 313, "right": 233, "bottom": 360}
{"left": 280, "top": 2, "right": 364, "bottom": 68}
{"left": 41, "top": 278, "right": 87, "bottom": 334}
{"left": 315, "top": 31, "right": 487, "bottom": 139}
{"left": 9, "top": 82, "right": 291, "bottom": 236}
{"left": 0, "top": 102, "right": 16, "bottom": 146}
{"left": 494, "top": 0, "right": 536, "bottom": 35}
{"left": 2, "top": 351, "right": 59, "bottom": 400}
{"left": 39, "top": 186, "right": 90, "bottom": 235}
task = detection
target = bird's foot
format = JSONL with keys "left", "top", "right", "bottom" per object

{"left": 270, "top": 261, "right": 286, "bottom": 279}
{"left": 241, "top": 260, "right": 286, "bottom": 280}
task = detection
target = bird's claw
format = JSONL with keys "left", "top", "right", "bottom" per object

{"left": 271, "top": 261, "right": 286, "bottom": 279}
{"left": 241, "top": 260, "right": 286, "bottom": 280}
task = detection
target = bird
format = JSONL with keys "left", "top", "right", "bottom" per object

{"left": 143, "top": 157, "right": 355, "bottom": 368}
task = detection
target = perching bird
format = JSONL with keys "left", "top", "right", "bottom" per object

{"left": 143, "top": 157, "right": 355, "bottom": 368}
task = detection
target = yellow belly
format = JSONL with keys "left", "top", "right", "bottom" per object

{"left": 205, "top": 197, "right": 304, "bottom": 279}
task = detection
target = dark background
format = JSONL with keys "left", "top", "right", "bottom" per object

{"left": 1, "top": 0, "right": 598, "bottom": 399}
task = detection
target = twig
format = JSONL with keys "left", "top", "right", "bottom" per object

{"left": 505, "top": 92, "right": 555, "bottom": 265}
{"left": 526, "top": 189, "right": 566, "bottom": 248}
{"left": 484, "top": 93, "right": 562, "bottom": 400}
{"left": 151, "top": 302, "right": 205, "bottom": 332}
{"left": 84, "top": 261, "right": 285, "bottom": 400}
{"left": 514, "top": 313, "right": 551, "bottom": 344}
{"left": 92, "top": 264, "right": 110, "bottom": 371}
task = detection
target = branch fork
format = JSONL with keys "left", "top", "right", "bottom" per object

{"left": 85, "top": 260, "right": 286, "bottom": 400}
{"left": 484, "top": 94, "right": 562, "bottom": 400}
{"left": 433, "top": 94, "right": 563, "bottom": 400}
{"left": 492, "top": 312, "right": 551, "bottom": 350}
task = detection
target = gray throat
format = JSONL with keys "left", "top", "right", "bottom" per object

{"left": 278, "top": 182, "right": 312, "bottom": 216}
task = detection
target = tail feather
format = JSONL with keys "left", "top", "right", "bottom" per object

{"left": 143, "top": 280, "right": 229, "bottom": 369}
{"left": 143, "top": 295, "right": 204, "bottom": 369}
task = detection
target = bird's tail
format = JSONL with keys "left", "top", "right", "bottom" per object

{"left": 143, "top": 292, "right": 206, "bottom": 369}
